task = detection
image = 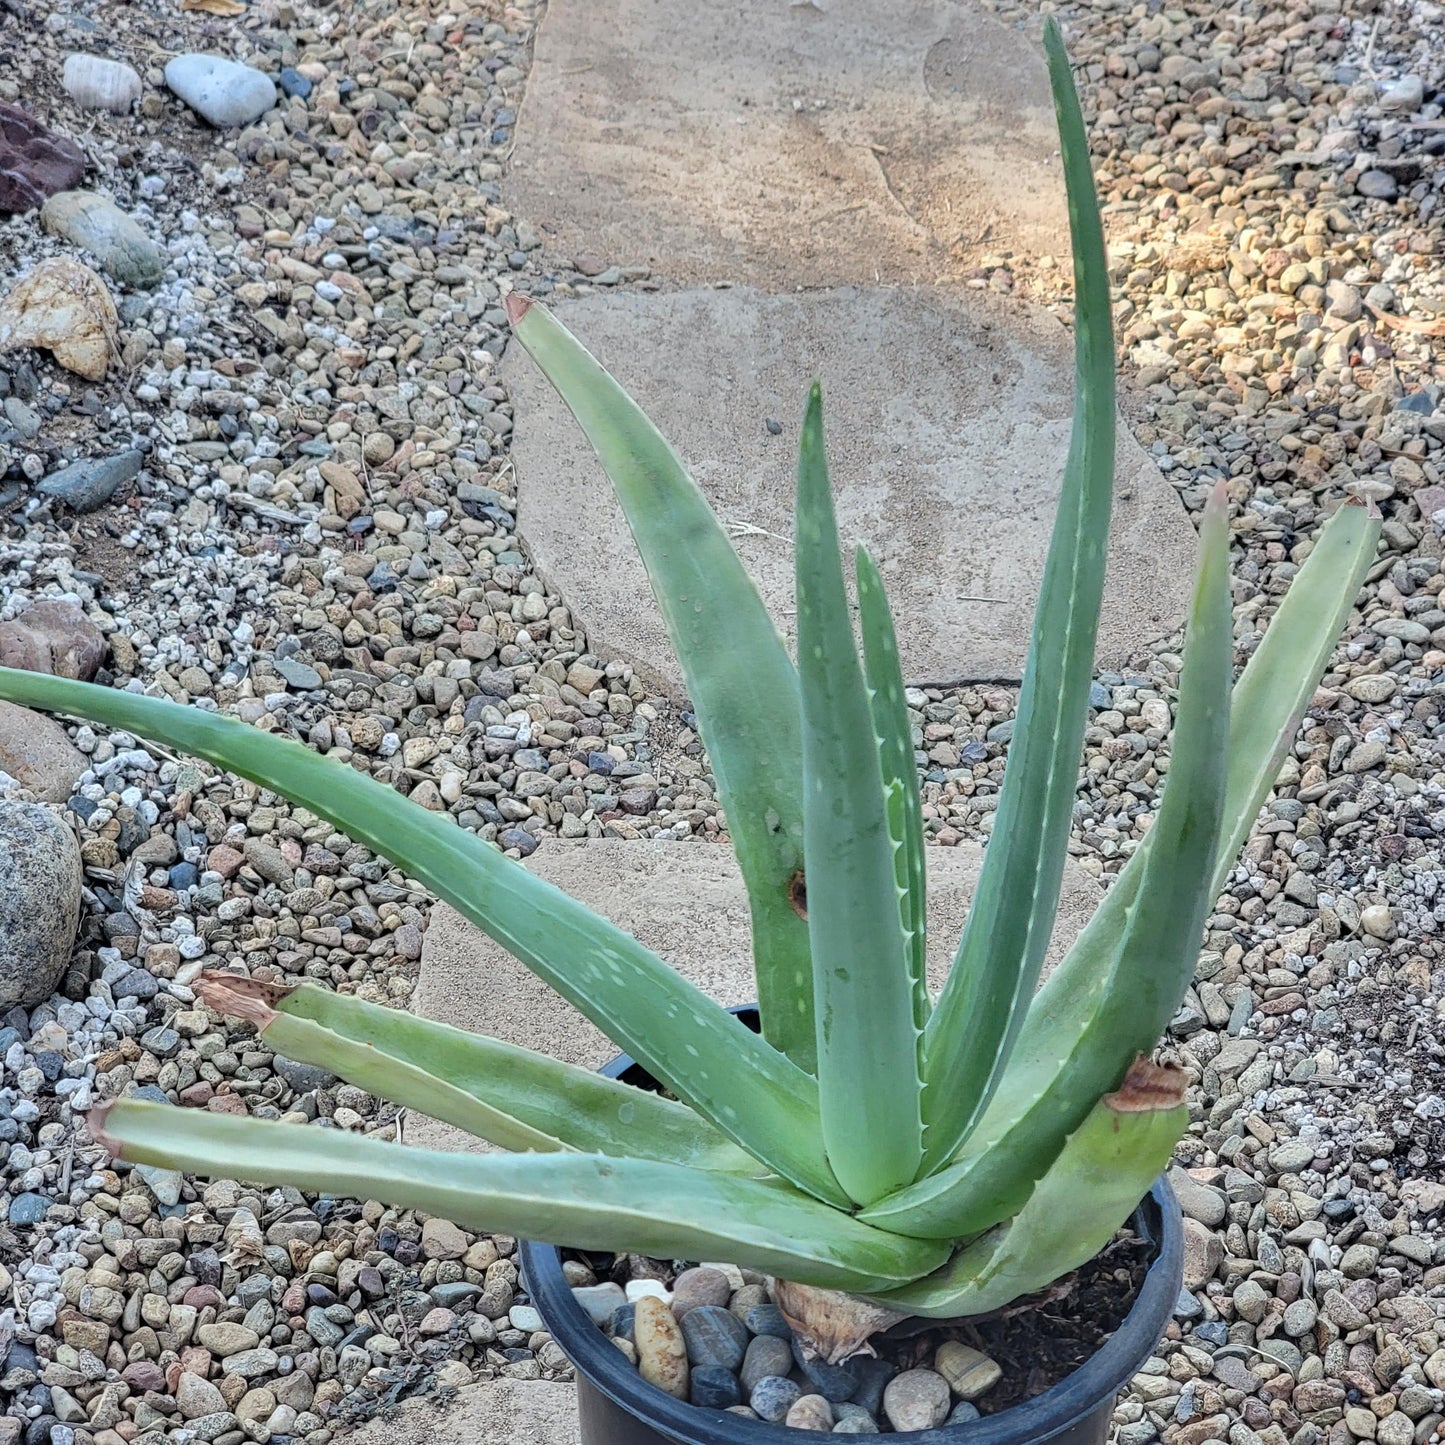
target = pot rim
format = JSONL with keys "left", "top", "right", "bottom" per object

{"left": 519, "top": 1019, "right": 1183, "bottom": 1443}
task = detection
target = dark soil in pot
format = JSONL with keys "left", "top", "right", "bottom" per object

{"left": 518, "top": 1011, "right": 1183, "bottom": 1443}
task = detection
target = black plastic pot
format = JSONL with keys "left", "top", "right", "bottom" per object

{"left": 520, "top": 1015, "right": 1182, "bottom": 1445}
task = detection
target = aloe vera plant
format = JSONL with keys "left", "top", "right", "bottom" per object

{"left": 0, "top": 21, "right": 1380, "bottom": 1327}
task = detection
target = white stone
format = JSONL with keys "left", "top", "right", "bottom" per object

{"left": 1361, "top": 904, "right": 1395, "bottom": 939}
{"left": 1379, "top": 75, "right": 1424, "bottom": 112}
{"left": 570, "top": 1283, "right": 626, "bottom": 1325}
{"left": 62, "top": 54, "right": 143, "bottom": 113}
{"left": 164, "top": 54, "right": 277, "bottom": 128}
{"left": 1401, "top": 1179, "right": 1445, "bottom": 1214}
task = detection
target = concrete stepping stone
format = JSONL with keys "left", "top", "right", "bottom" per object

{"left": 409, "top": 838, "right": 1100, "bottom": 1153}
{"left": 346, "top": 1378, "right": 577, "bottom": 1445}
{"left": 505, "top": 0, "right": 1066, "bottom": 286}
{"left": 502, "top": 286, "right": 1198, "bottom": 692}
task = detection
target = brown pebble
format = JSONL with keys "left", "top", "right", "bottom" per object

{"left": 670, "top": 1266, "right": 731, "bottom": 1319}
{"left": 784, "top": 1393, "right": 834, "bottom": 1430}
{"left": 935, "top": 1342, "right": 1002, "bottom": 1400}
{"left": 884, "top": 1368, "right": 952, "bottom": 1430}
{"left": 634, "top": 1295, "right": 689, "bottom": 1400}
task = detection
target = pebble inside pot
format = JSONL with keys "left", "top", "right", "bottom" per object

{"left": 0, "top": 17, "right": 1380, "bottom": 1445}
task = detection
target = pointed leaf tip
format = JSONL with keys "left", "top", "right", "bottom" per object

{"left": 504, "top": 292, "right": 533, "bottom": 326}
{"left": 1042, "top": 15, "right": 1069, "bottom": 70}
{"left": 795, "top": 380, "right": 923, "bottom": 1202}
{"left": 500, "top": 286, "right": 822, "bottom": 1082}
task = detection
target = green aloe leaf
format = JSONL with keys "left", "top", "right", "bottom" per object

{"left": 856, "top": 548, "right": 930, "bottom": 1039}
{"left": 1205, "top": 497, "right": 1380, "bottom": 901}
{"left": 919, "top": 15, "right": 1117, "bottom": 1170}
{"left": 505, "top": 294, "right": 815, "bottom": 1073}
{"left": 795, "top": 385, "right": 923, "bottom": 1204}
{"left": 201, "top": 974, "right": 758, "bottom": 1173}
{"left": 870, "top": 1059, "right": 1186, "bottom": 1316}
{"left": 95, "top": 1099, "right": 948, "bottom": 1292}
{"left": 0, "top": 666, "right": 846, "bottom": 1209}
{"left": 864, "top": 493, "right": 1379, "bottom": 1239}
{"left": 867, "top": 481, "right": 1231, "bottom": 1237}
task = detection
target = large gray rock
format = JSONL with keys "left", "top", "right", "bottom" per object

{"left": 0, "top": 802, "right": 81, "bottom": 1009}
{"left": 506, "top": 0, "right": 1066, "bottom": 287}
{"left": 36, "top": 450, "right": 145, "bottom": 513}
{"left": 504, "top": 286, "right": 1198, "bottom": 692}
{"left": 411, "top": 838, "right": 1099, "bottom": 1152}
{"left": 0, "top": 599, "right": 105, "bottom": 677}
{"left": 0, "top": 701, "right": 87, "bottom": 803}
{"left": 41, "top": 191, "right": 164, "bottom": 289}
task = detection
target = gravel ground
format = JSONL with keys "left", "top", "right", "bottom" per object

{"left": 0, "top": 0, "right": 1442, "bottom": 1441}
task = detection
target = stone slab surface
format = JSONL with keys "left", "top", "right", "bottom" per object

{"left": 347, "top": 1378, "right": 577, "bottom": 1445}
{"left": 409, "top": 837, "right": 1100, "bottom": 1153}
{"left": 506, "top": 0, "right": 1067, "bottom": 286}
{"left": 504, "top": 286, "right": 1199, "bottom": 694}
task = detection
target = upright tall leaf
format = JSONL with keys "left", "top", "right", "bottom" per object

{"left": 1205, "top": 496, "right": 1380, "bottom": 901}
{"left": 0, "top": 667, "right": 847, "bottom": 1209}
{"left": 869, "top": 482, "right": 1232, "bottom": 1237}
{"left": 505, "top": 295, "right": 816, "bottom": 1072}
{"left": 919, "top": 16, "right": 1117, "bottom": 1170}
{"left": 857, "top": 547, "right": 930, "bottom": 1039}
{"left": 864, "top": 493, "right": 1378, "bottom": 1240}
{"left": 795, "top": 385, "right": 922, "bottom": 1204}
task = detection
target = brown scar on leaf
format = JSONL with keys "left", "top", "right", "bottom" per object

{"left": 1105, "top": 1055, "right": 1186, "bottom": 1113}
{"left": 1342, "top": 494, "right": 1382, "bottom": 519}
{"left": 788, "top": 870, "right": 808, "bottom": 920}
{"left": 503, "top": 291, "right": 533, "bottom": 326}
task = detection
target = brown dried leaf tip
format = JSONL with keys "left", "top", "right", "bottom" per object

{"left": 1104, "top": 1055, "right": 1186, "bottom": 1114}
{"left": 503, "top": 291, "right": 533, "bottom": 326}
{"left": 1343, "top": 493, "right": 1383, "bottom": 520}
{"left": 87, "top": 1103, "right": 122, "bottom": 1160}
{"left": 195, "top": 970, "right": 288, "bottom": 1029}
